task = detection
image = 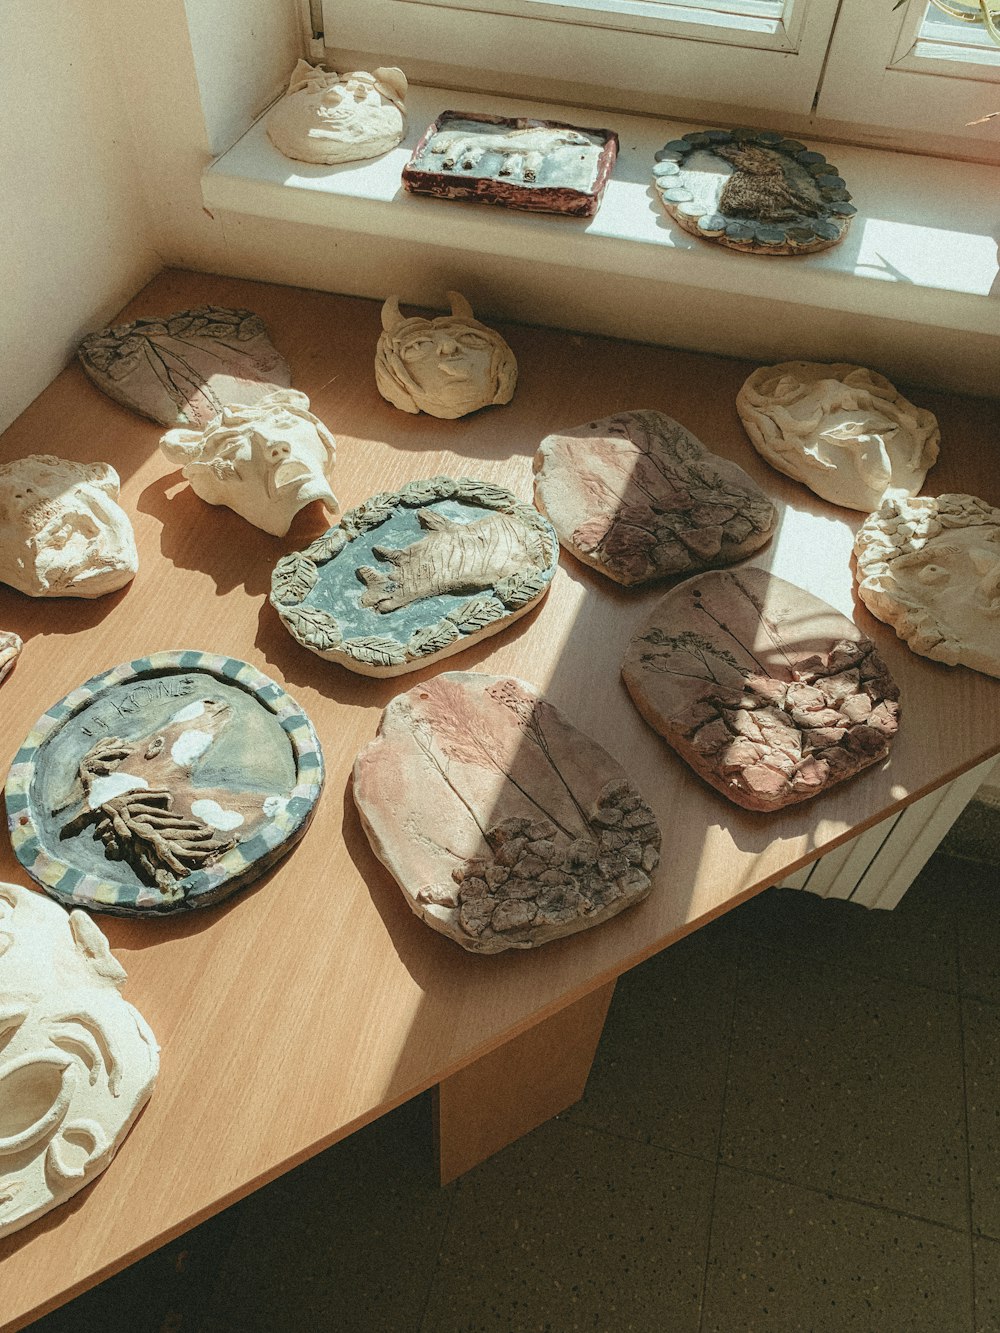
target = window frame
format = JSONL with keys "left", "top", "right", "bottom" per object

{"left": 320, "top": 0, "right": 843, "bottom": 117}
{"left": 815, "top": 0, "right": 1000, "bottom": 145}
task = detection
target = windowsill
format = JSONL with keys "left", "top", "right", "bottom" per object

{"left": 203, "top": 82, "right": 1000, "bottom": 367}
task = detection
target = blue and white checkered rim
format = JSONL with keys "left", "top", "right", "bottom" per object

{"left": 5, "top": 650, "right": 324, "bottom": 915}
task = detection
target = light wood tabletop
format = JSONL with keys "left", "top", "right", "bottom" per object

{"left": 1, "top": 270, "right": 998, "bottom": 1331}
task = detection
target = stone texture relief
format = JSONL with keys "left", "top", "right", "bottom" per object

{"left": 653, "top": 128, "right": 855, "bottom": 255}
{"left": 622, "top": 568, "right": 900, "bottom": 812}
{"left": 0, "top": 632, "right": 22, "bottom": 685}
{"left": 6, "top": 653, "right": 324, "bottom": 916}
{"left": 266, "top": 60, "right": 407, "bottom": 165}
{"left": 403, "top": 111, "right": 617, "bottom": 217}
{"left": 375, "top": 292, "right": 517, "bottom": 419}
{"left": 855, "top": 493, "right": 1000, "bottom": 679}
{"left": 737, "top": 362, "right": 940, "bottom": 512}
{"left": 0, "top": 882, "right": 159, "bottom": 1238}
{"left": 271, "top": 477, "right": 559, "bottom": 677}
{"left": 78, "top": 307, "right": 290, "bottom": 428}
{"left": 533, "top": 409, "right": 776, "bottom": 585}
{"left": 0, "top": 455, "right": 137, "bottom": 599}
{"left": 160, "top": 390, "right": 338, "bottom": 537}
{"left": 353, "top": 673, "right": 661, "bottom": 952}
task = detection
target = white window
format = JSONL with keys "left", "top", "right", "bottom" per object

{"left": 321, "top": 0, "right": 844, "bottom": 116}
{"left": 817, "top": 0, "right": 1000, "bottom": 149}
{"left": 321, "top": 0, "right": 1000, "bottom": 153}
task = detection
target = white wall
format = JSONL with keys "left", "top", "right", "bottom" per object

{"left": 0, "top": 1, "right": 161, "bottom": 433}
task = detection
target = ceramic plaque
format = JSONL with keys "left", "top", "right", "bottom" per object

{"left": 533, "top": 409, "right": 776, "bottom": 585}
{"left": 737, "top": 362, "right": 940, "bottom": 512}
{"left": 0, "top": 882, "right": 159, "bottom": 1238}
{"left": 271, "top": 477, "right": 559, "bottom": 677}
{"left": 266, "top": 60, "right": 407, "bottom": 165}
{"left": 854, "top": 493, "right": 1000, "bottom": 679}
{"left": 622, "top": 568, "right": 900, "bottom": 811}
{"left": 0, "top": 632, "right": 22, "bottom": 685}
{"left": 652, "top": 129, "right": 855, "bottom": 255}
{"left": 6, "top": 652, "right": 324, "bottom": 915}
{"left": 78, "top": 307, "right": 291, "bottom": 428}
{"left": 403, "top": 111, "right": 618, "bottom": 217}
{"left": 354, "top": 673, "right": 661, "bottom": 953}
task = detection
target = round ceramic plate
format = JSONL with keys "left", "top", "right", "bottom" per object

{"left": 652, "top": 128, "right": 855, "bottom": 256}
{"left": 5, "top": 651, "right": 324, "bottom": 915}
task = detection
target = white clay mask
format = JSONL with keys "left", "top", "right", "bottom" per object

{"left": 0, "top": 883, "right": 159, "bottom": 1238}
{"left": 267, "top": 60, "right": 407, "bottom": 165}
{"left": 0, "top": 456, "right": 138, "bottom": 598}
{"left": 160, "top": 389, "right": 338, "bottom": 537}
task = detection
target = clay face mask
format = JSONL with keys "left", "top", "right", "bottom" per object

{"left": 160, "top": 390, "right": 337, "bottom": 537}
{"left": 0, "top": 882, "right": 159, "bottom": 1238}
{"left": 375, "top": 292, "right": 517, "bottom": 419}
{"left": 0, "top": 455, "right": 138, "bottom": 598}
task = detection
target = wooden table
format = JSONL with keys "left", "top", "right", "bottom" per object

{"left": 2, "top": 271, "right": 998, "bottom": 1331}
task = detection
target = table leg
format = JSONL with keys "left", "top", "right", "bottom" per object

{"left": 434, "top": 979, "right": 616, "bottom": 1185}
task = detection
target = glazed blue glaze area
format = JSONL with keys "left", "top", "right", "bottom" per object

{"left": 32, "top": 672, "right": 297, "bottom": 890}
{"left": 305, "top": 500, "right": 529, "bottom": 641}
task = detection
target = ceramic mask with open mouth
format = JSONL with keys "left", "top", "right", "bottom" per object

{"left": 0, "top": 455, "right": 138, "bottom": 598}
{"left": 160, "top": 389, "right": 338, "bottom": 536}
{"left": 0, "top": 882, "right": 159, "bottom": 1238}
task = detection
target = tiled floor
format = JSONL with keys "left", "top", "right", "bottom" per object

{"left": 28, "top": 803, "right": 1000, "bottom": 1333}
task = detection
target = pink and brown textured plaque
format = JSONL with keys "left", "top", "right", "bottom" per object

{"left": 402, "top": 111, "right": 618, "bottom": 217}
{"left": 622, "top": 568, "right": 900, "bottom": 812}
{"left": 353, "top": 672, "right": 660, "bottom": 953}
{"left": 534, "top": 409, "right": 776, "bottom": 586}
{"left": 78, "top": 307, "right": 291, "bottom": 428}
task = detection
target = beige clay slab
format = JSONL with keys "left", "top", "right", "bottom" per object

{"left": 533, "top": 408, "right": 776, "bottom": 585}
{"left": 622, "top": 567, "right": 901, "bottom": 812}
{"left": 353, "top": 672, "right": 661, "bottom": 952}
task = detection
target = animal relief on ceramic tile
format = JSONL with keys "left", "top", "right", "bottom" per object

{"left": 403, "top": 111, "right": 617, "bottom": 216}
{"left": 267, "top": 60, "right": 407, "bottom": 165}
{"left": 534, "top": 409, "right": 776, "bottom": 585}
{"left": 271, "top": 477, "right": 559, "bottom": 676}
{"left": 854, "top": 493, "right": 1000, "bottom": 679}
{"left": 375, "top": 292, "right": 517, "bottom": 419}
{"left": 0, "top": 632, "right": 22, "bottom": 685}
{"left": 160, "top": 390, "right": 338, "bottom": 536}
{"left": 353, "top": 673, "right": 661, "bottom": 952}
{"left": 78, "top": 307, "right": 291, "bottom": 427}
{"left": 0, "top": 456, "right": 137, "bottom": 599}
{"left": 6, "top": 652, "right": 324, "bottom": 915}
{"left": 622, "top": 568, "right": 900, "bottom": 811}
{"left": 737, "top": 362, "right": 939, "bottom": 512}
{"left": 0, "top": 882, "right": 159, "bottom": 1238}
{"left": 652, "top": 129, "right": 854, "bottom": 255}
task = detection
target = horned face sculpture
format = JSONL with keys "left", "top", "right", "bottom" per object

{"left": 374, "top": 291, "right": 518, "bottom": 420}
{"left": 160, "top": 390, "right": 338, "bottom": 536}
{"left": 266, "top": 60, "right": 408, "bottom": 165}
